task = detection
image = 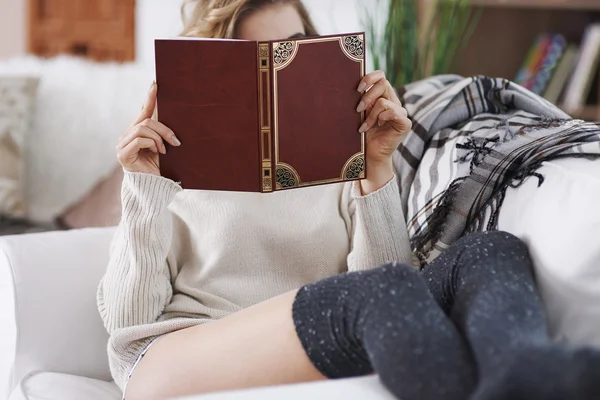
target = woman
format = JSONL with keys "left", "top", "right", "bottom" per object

{"left": 98, "top": 1, "right": 600, "bottom": 400}
{"left": 100, "top": 0, "right": 412, "bottom": 397}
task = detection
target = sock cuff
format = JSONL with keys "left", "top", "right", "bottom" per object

{"left": 292, "top": 280, "right": 373, "bottom": 379}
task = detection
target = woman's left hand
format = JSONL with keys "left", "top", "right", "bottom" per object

{"left": 356, "top": 70, "right": 412, "bottom": 194}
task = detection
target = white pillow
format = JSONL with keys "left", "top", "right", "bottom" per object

{"left": 0, "top": 76, "right": 38, "bottom": 218}
{"left": 498, "top": 157, "right": 600, "bottom": 346}
{"left": 8, "top": 372, "right": 120, "bottom": 400}
{"left": 0, "top": 55, "right": 154, "bottom": 223}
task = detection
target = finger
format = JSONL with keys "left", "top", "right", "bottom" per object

{"left": 133, "top": 82, "right": 158, "bottom": 125}
{"left": 359, "top": 98, "right": 396, "bottom": 133}
{"left": 118, "top": 125, "right": 165, "bottom": 154}
{"left": 118, "top": 137, "right": 158, "bottom": 165}
{"left": 118, "top": 125, "right": 166, "bottom": 154}
{"left": 380, "top": 103, "right": 407, "bottom": 120}
{"left": 356, "top": 79, "right": 389, "bottom": 113}
{"left": 139, "top": 118, "right": 181, "bottom": 147}
{"left": 377, "top": 107, "right": 412, "bottom": 132}
{"left": 357, "top": 70, "right": 386, "bottom": 93}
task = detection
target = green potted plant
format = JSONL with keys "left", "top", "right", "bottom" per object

{"left": 361, "top": 0, "right": 479, "bottom": 87}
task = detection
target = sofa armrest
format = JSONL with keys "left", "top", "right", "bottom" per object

{"left": 0, "top": 227, "right": 116, "bottom": 398}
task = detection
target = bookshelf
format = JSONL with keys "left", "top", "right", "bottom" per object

{"left": 470, "top": 0, "right": 600, "bottom": 11}
{"left": 450, "top": 0, "right": 600, "bottom": 120}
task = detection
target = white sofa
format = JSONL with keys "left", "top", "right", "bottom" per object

{"left": 0, "top": 227, "right": 397, "bottom": 400}
{"left": 1, "top": 157, "right": 600, "bottom": 400}
{"left": 0, "top": 54, "right": 398, "bottom": 400}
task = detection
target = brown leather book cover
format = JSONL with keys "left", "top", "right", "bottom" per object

{"left": 155, "top": 33, "right": 366, "bottom": 192}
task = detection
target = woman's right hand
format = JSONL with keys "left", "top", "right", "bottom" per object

{"left": 117, "top": 82, "right": 181, "bottom": 175}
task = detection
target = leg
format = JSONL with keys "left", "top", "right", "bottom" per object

{"left": 293, "top": 263, "right": 476, "bottom": 400}
{"left": 125, "top": 291, "right": 325, "bottom": 400}
{"left": 421, "top": 231, "right": 548, "bottom": 376}
{"left": 422, "top": 231, "right": 600, "bottom": 400}
{"left": 127, "top": 264, "right": 476, "bottom": 400}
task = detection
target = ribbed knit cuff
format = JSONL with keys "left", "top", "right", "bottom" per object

{"left": 121, "top": 171, "right": 182, "bottom": 215}
{"left": 352, "top": 176, "right": 414, "bottom": 269}
{"left": 350, "top": 175, "right": 397, "bottom": 201}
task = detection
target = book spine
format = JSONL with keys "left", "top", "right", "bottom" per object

{"left": 532, "top": 34, "right": 566, "bottom": 95}
{"left": 515, "top": 34, "right": 543, "bottom": 84}
{"left": 543, "top": 45, "right": 578, "bottom": 104}
{"left": 526, "top": 35, "right": 550, "bottom": 90}
{"left": 258, "top": 42, "right": 273, "bottom": 192}
{"left": 564, "top": 24, "right": 600, "bottom": 111}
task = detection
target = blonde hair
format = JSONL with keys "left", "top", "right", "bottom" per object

{"left": 180, "top": 0, "right": 318, "bottom": 39}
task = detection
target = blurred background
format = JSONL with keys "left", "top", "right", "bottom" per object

{"left": 0, "top": 0, "right": 370, "bottom": 66}
{"left": 0, "top": 0, "right": 598, "bottom": 236}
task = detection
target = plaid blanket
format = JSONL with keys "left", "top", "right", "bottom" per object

{"left": 392, "top": 75, "right": 600, "bottom": 265}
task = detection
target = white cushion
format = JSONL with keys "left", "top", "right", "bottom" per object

{"left": 9, "top": 374, "right": 392, "bottom": 400}
{"left": 0, "top": 227, "right": 116, "bottom": 397}
{"left": 0, "top": 237, "right": 17, "bottom": 400}
{"left": 8, "top": 372, "right": 120, "bottom": 400}
{"left": 183, "top": 376, "right": 395, "bottom": 400}
{"left": 0, "top": 55, "right": 154, "bottom": 222}
{"left": 498, "top": 157, "right": 600, "bottom": 345}
{"left": 0, "top": 76, "right": 38, "bottom": 218}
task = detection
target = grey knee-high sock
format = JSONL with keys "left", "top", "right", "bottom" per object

{"left": 292, "top": 263, "right": 476, "bottom": 400}
{"left": 423, "top": 231, "right": 600, "bottom": 400}
{"left": 421, "top": 231, "right": 549, "bottom": 377}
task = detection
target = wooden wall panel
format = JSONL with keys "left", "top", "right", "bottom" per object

{"left": 28, "top": 0, "right": 135, "bottom": 62}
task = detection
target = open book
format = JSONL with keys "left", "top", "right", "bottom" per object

{"left": 154, "top": 32, "right": 366, "bottom": 192}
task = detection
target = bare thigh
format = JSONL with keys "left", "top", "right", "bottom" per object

{"left": 125, "top": 290, "right": 326, "bottom": 400}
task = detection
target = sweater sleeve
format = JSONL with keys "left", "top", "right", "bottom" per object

{"left": 342, "top": 176, "right": 415, "bottom": 272}
{"left": 97, "top": 171, "right": 182, "bottom": 334}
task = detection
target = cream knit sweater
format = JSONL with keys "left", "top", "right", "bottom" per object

{"left": 97, "top": 171, "right": 413, "bottom": 389}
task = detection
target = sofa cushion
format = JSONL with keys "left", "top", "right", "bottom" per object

{"left": 57, "top": 165, "right": 123, "bottom": 229}
{"left": 8, "top": 374, "right": 393, "bottom": 400}
{"left": 0, "top": 228, "right": 116, "bottom": 397}
{"left": 0, "top": 237, "right": 17, "bottom": 399}
{"left": 0, "top": 76, "right": 38, "bottom": 219}
{"left": 498, "top": 157, "right": 600, "bottom": 345}
{"left": 8, "top": 372, "right": 120, "bottom": 400}
{"left": 0, "top": 55, "right": 153, "bottom": 223}
{"left": 180, "top": 376, "right": 395, "bottom": 400}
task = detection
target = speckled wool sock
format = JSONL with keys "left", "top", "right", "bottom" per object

{"left": 421, "top": 231, "right": 600, "bottom": 400}
{"left": 292, "top": 263, "right": 476, "bottom": 400}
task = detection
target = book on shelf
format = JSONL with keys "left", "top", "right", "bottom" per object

{"left": 543, "top": 45, "right": 579, "bottom": 105}
{"left": 515, "top": 33, "right": 550, "bottom": 90}
{"left": 515, "top": 33, "right": 567, "bottom": 95}
{"left": 154, "top": 32, "right": 367, "bottom": 193}
{"left": 562, "top": 23, "right": 600, "bottom": 112}
{"left": 514, "top": 23, "right": 600, "bottom": 116}
{"left": 533, "top": 34, "right": 567, "bottom": 95}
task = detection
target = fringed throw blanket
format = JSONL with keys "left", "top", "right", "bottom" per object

{"left": 393, "top": 75, "right": 600, "bottom": 266}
